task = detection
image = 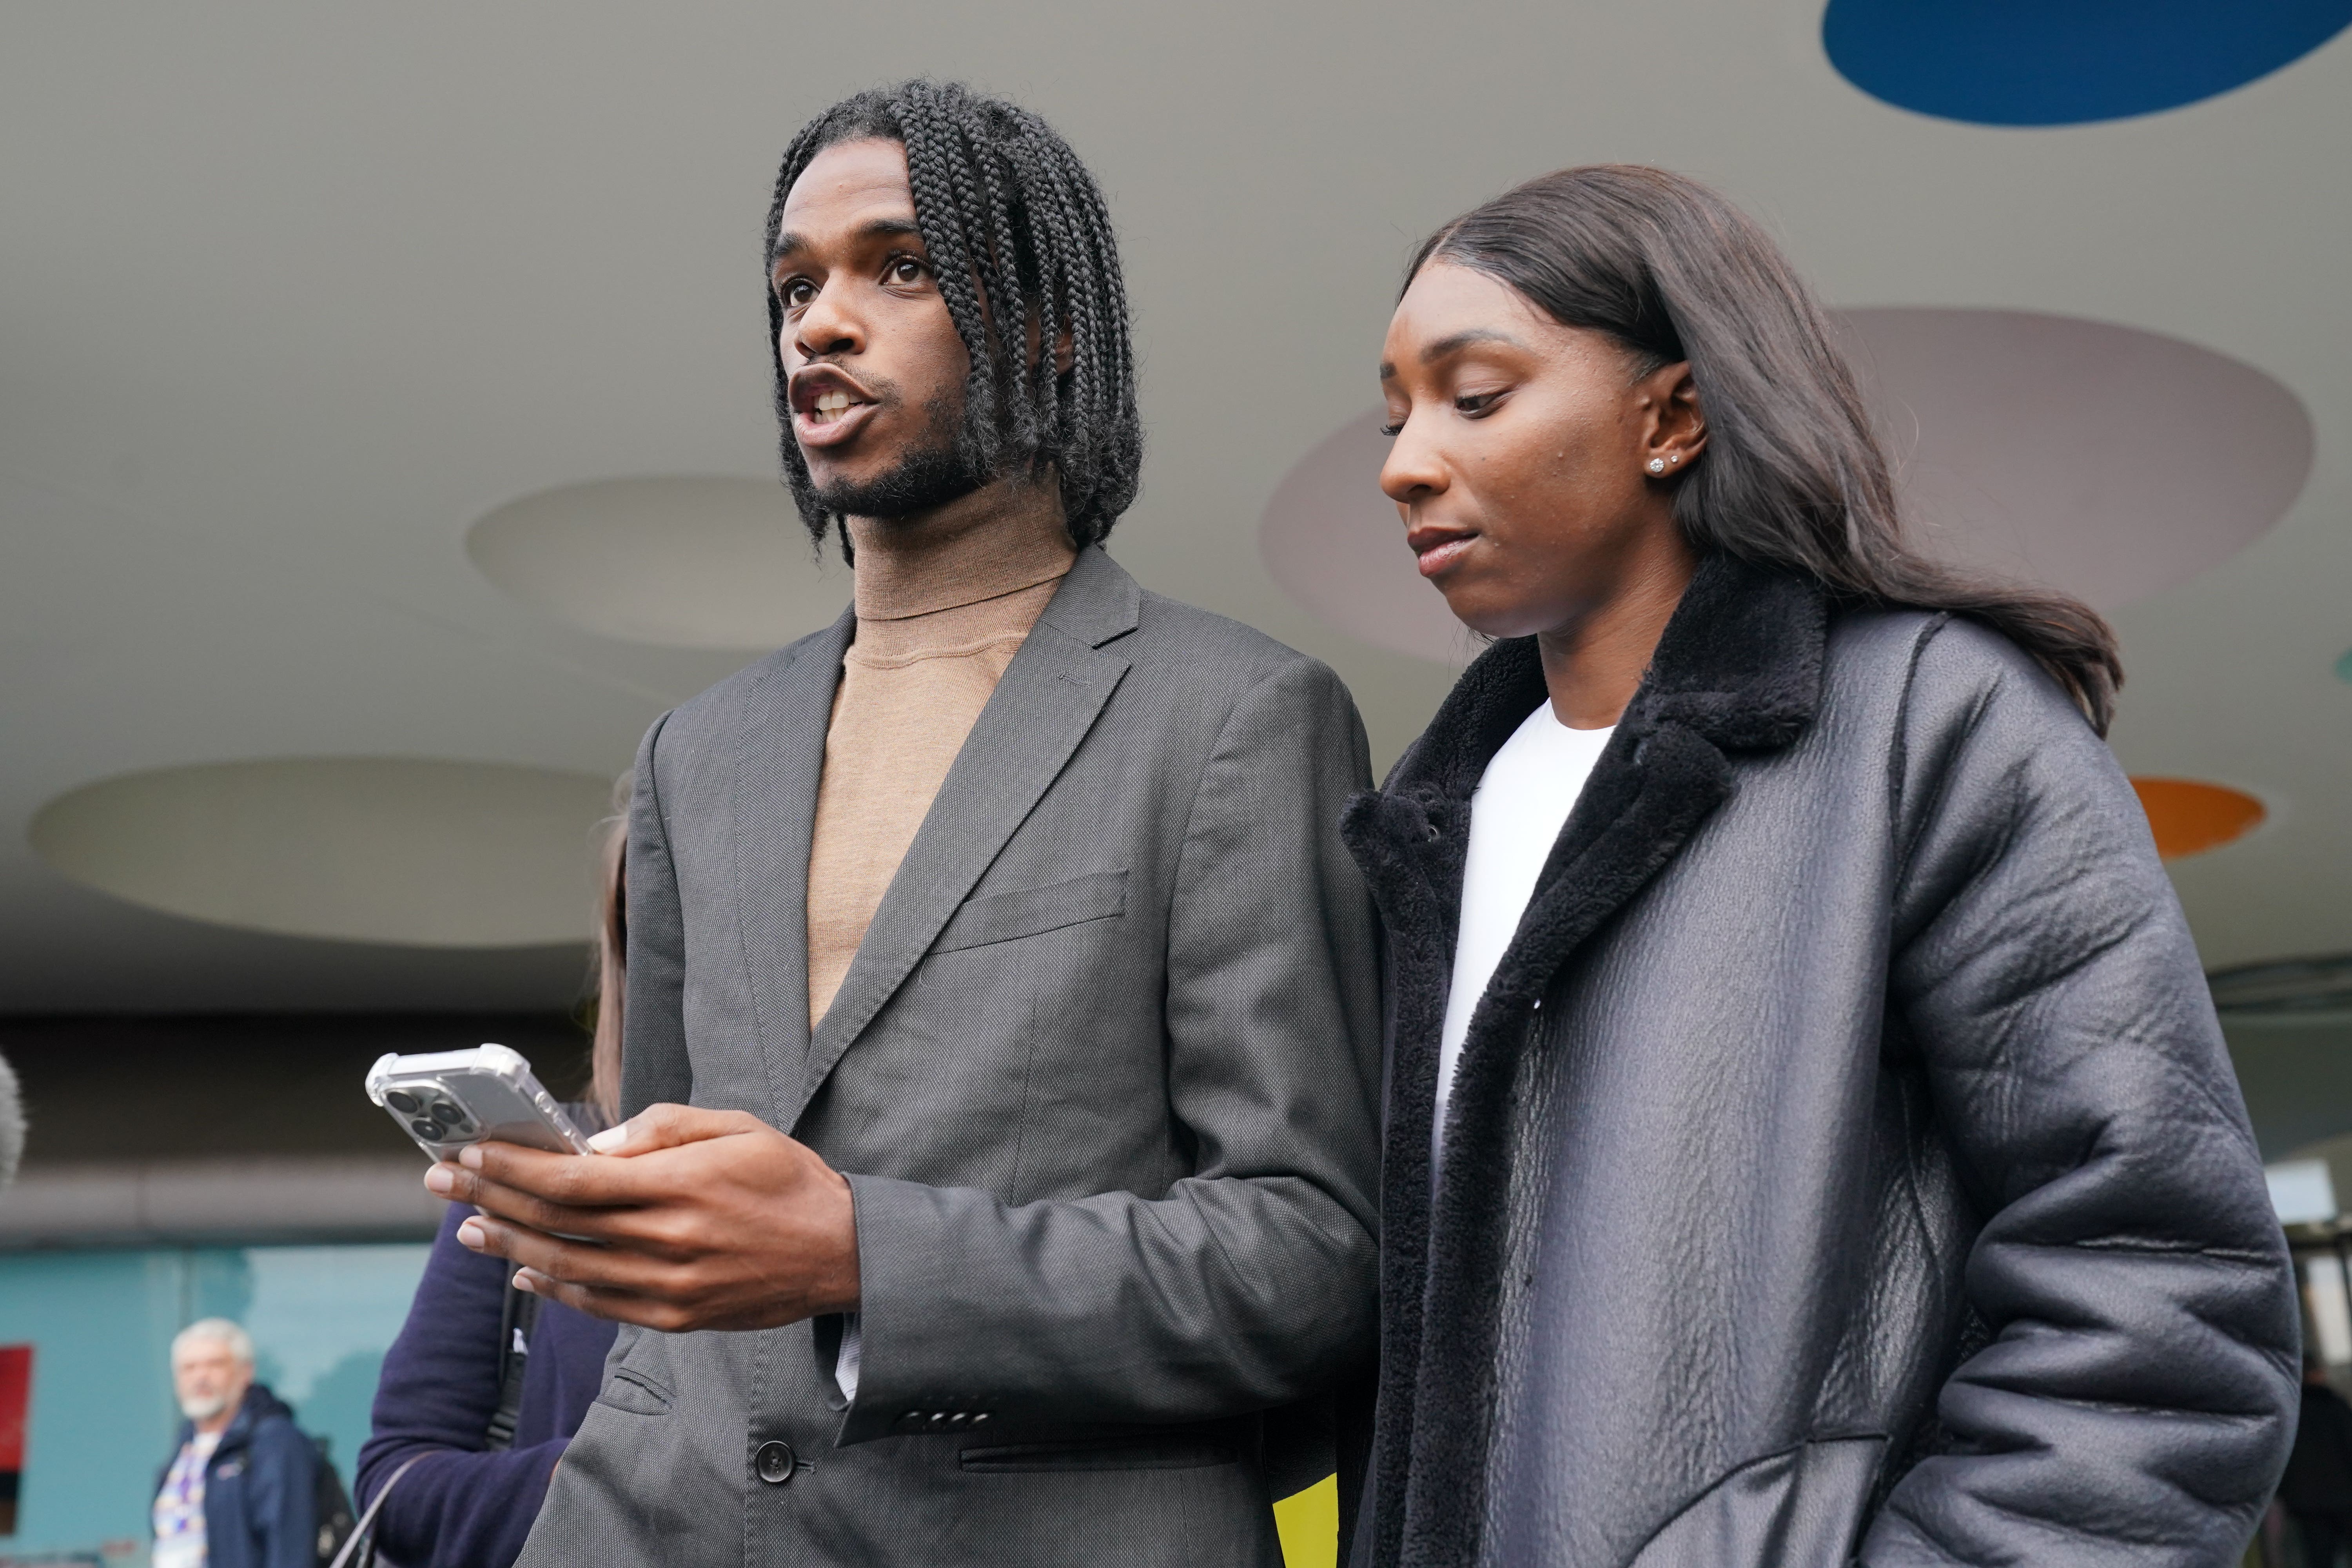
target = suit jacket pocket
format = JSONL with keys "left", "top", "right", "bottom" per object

{"left": 597, "top": 1366, "right": 675, "bottom": 1416}
{"left": 931, "top": 870, "right": 1128, "bottom": 955}
{"left": 958, "top": 1431, "right": 1238, "bottom": 1474}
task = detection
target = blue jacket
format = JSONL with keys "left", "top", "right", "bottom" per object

{"left": 154, "top": 1383, "right": 317, "bottom": 1568}
{"left": 354, "top": 1203, "right": 616, "bottom": 1568}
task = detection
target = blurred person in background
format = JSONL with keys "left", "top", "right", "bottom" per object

{"left": 348, "top": 786, "right": 629, "bottom": 1567}
{"left": 152, "top": 1319, "right": 318, "bottom": 1568}
{"left": 0, "top": 1050, "right": 22, "bottom": 1189}
{"left": 2282, "top": 1357, "right": 2352, "bottom": 1567}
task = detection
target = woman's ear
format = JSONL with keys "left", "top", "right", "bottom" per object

{"left": 1054, "top": 323, "right": 1075, "bottom": 376}
{"left": 1639, "top": 360, "right": 1707, "bottom": 472}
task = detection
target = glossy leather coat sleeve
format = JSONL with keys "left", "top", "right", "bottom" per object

{"left": 1861, "top": 621, "right": 2298, "bottom": 1566}
{"left": 838, "top": 656, "right": 1385, "bottom": 1441}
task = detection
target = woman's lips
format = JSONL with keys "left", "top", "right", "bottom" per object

{"left": 1412, "top": 532, "right": 1476, "bottom": 578}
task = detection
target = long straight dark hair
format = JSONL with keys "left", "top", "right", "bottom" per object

{"left": 1412, "top": 165, "right": 2123, "bottom": 733}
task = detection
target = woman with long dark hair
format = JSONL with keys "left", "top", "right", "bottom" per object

{"left": 1344, "top": 166, "right": 2297, "bottom": 1566}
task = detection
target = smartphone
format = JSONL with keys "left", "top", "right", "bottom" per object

{"left": 366, "top": 1044, "right": 592, "bottom": 1163}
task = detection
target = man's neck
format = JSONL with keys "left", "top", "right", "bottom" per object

{"left": 846, "top": 475, "right": 1076, "bottom": 623}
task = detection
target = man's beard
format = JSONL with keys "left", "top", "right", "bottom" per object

{"left": 806, "top": 388, "right": 986, "bottom": 520}
{"left": 179, "top": 1391, "right": 231, "bottom": 1421}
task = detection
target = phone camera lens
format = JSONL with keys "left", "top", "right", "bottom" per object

{"left": 409, "top": 1117, "right": 443, "bottom": 1140}
{"left": 386, "top": 1090, "right": 420, "bottom": 1114}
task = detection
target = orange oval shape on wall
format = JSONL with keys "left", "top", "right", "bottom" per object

{"left": 2130, "top": 778, "right": 2267, "bottom": 860}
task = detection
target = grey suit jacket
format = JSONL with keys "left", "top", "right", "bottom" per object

{"left": 517, "top": 547, "right": 1383, "bottom": 1567}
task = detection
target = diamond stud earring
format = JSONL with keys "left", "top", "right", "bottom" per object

{"left": 1646, "top": 457, "right": 1667, "bottom": 475}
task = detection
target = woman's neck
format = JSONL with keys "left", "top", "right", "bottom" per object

{"left": 1533, "top": 529, "right": 1697, "bottom": 730}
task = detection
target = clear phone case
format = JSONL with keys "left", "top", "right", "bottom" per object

{"left": 365, "top": 1043, "right": 592, "bottom": 1162}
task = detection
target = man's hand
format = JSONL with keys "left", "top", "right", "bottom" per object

{"left": 425, "top": 1104, "right": 859, "bottom": 1332}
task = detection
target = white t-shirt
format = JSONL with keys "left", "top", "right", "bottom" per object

{"left": 152, "top": 1429, "right": 221, "bottom": 1568}
{"left": 1435, "top": 703, "right": 1614, "bottom": 1164}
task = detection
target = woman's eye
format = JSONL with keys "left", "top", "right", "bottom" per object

{"left": 1378, "top": 419, "right": 1405, "bottom": 438}
{"left": 1454, "top": 391, "right": 1503, "bottom": 416}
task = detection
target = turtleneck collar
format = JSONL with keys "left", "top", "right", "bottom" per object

{"left": 847, "top": 488, "right": 1077, "bottom": 624}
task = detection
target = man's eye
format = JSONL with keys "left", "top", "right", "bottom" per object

{"left": 889, "top": 256, "right": 927, "bottom": 285}
{"left": 781, "top": 279, "right": 815, "bottom": 309}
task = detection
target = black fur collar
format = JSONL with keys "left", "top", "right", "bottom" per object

{"left": 1384, "top": 550, "right": 1824, "bottom": 802}
{"left": 1339, "top": 554, "right": 1827, "bottom": 1568}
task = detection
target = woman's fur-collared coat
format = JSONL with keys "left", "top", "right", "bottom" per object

{"left": 1341, "top": 556, "right": 2298, "bottom": 1568}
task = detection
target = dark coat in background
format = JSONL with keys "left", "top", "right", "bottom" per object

{"left": 356, "top": 1201, "right": 618, "bottom": 1568}
{"left": 2279, "top": 1381, "right": 2352, "bottom": 1515}
{"left": 1341, "top": 555, "right": 2299, "bottom": 1568}
{"left": 155, "top": 1383, "right": 316, "bottom": 1568}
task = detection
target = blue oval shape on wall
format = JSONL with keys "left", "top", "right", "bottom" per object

{"left": 1824, "top": 0, "right": 2352, "bottom": 125}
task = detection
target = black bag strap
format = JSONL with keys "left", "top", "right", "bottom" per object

{"left": 485, "top": 1267, "right": 541, "bottom": 1452}
{"left": 327, "top": 1452, "right": 427, "bottom": 1568}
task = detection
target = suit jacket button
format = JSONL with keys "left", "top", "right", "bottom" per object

{"left": 755, "top": 1440, "right": 797, "bottom": 1485}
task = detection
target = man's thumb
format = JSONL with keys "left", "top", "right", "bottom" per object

{"left": 586, "top": 1102, "right": 752, "bottom": 1156}
{"left": 588, "top": 1102, "right": 684, "bottom": 1156}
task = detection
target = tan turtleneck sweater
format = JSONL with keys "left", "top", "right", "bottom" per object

{"left": 805, "top": 502, "right": 1076, "bottom": 1028}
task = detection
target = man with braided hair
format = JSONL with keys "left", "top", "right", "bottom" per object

{"left": 447, "top": 81, "right": 1381, "bottom": 1567}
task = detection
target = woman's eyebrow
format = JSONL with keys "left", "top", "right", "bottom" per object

{"left": 1420, "top": 328, "right": 1525, "bottom": 363}
{"left": 1381, "top": 327, "right": 1529, "bottom": 381}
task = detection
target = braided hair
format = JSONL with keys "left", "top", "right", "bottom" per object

{"left": 766, "top": 81, "right": 1142, "bottom": 551}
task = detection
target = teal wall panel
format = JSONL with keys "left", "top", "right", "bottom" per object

{"left": 0, "top": 1243, "right": 428, "bottom": 1559}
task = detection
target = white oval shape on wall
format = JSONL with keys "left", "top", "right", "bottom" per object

{"left": 466, "top": 476, "right": 848, "bottom": 650}
{"left": 30, "top": 759, "right": 620, "bottom": 947}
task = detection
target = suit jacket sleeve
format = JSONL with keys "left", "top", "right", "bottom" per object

{"left": 1859, "top": 621, "right": 2299, "bottom": 1566}
{"left": 836, "top": 655, "right": 1385, "bottom": 1442}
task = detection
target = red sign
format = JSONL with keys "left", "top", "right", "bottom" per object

{"left": 0, "top": 1343, "right": 29, "bottom": 1535}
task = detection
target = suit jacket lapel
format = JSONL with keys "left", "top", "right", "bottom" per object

{"left": 728, "top": 609, "right": 852, "bottom": 1122}
{"left": 785, "top": 547, "right": 1140, "bottom": 1130}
